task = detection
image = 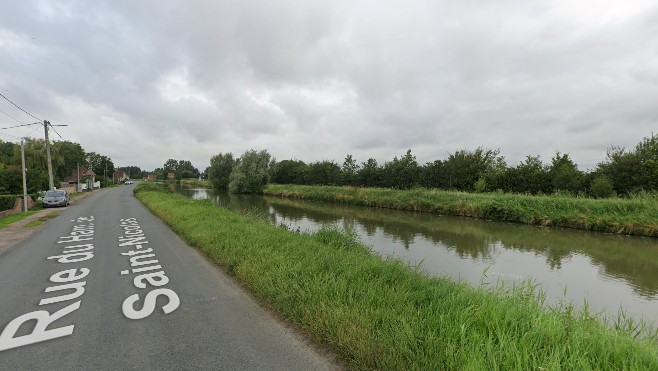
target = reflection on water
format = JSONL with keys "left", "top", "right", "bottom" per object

{"left": 176, "top": 186, "right": 658, "bottom": 327}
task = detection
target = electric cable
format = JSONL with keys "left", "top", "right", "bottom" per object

{"left": 0, "top": 106, "right": 26, "bottom": 125}
{"left": 0, "top": 92, "right": 42, "bottom": 122}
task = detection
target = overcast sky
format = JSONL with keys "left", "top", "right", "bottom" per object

{"left": 1, "top": 0, "right": 657, "bottom": 172}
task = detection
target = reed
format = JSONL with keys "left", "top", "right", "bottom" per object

{"left": 263, "top": 184, "right": 658, "bottom": 237}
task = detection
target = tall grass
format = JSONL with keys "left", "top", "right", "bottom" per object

{"left": 264, "top": 184, "right": 658, "bottom": 237}
{"left": 135, "top": 183, "right": 657, "bottom": 369}
{"left": 179, "top": 179, "right": 212, "bottom": 188}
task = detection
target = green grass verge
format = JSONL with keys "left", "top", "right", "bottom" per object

{"left": 0, "top": 211, "right": 37, "bottom": 228}
{"left": 134, "top": 183, "right": 657, "bottom": 369}
{"left": 263, "top": 184, "right": 658, "bottom": 237}
{"left": 25, "top": 211, "right": 59, "bottom": 228}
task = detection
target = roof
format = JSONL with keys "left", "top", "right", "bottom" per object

{"left": 61, "top": 168, "right": 95, "bottom": 183}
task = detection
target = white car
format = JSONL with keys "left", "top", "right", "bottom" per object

{"left": 124, "top": 180, "right": 134, "bottom": 185}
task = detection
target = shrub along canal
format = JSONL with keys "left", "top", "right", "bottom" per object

{"left": 173, "top": 184, "right": 657, "bottom": 329}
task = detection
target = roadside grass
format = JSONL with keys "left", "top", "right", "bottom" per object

{"left": 0, "top": 204, "right": 44, "bottom": 228}
{"left": 264, "top": 184, "right": 658, "bottom": 237}
{"left": 135, "top": 183, "right": 658, "bottom": 369}
{"left": 25, "top": 211, "right": 59, "bottom": 228}
{"left": 70, "top": 192, "right": 89, "bottom": 202}
{"left": 0, "top": 211, "right": 38, "bottom": 228}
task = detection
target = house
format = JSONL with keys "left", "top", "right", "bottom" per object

{"left": 60, "top": 168, "right": 96, "bottom": 192}
{"left": 167, "top": 172, "right": 175, "bottom": 180}
{"left": 114, "top": 170, "right": 128, "bottom": 183}
{"left": 147, "top": 174, "right": 157, "bottom": 181}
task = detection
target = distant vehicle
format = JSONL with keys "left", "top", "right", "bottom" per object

{"left": 124, "top": 180, "right": 134, "bottom": 185}
{"left": 43, "top": 190, "right": 69, "bottom": 208}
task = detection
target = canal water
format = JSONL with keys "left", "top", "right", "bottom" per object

{"left": 174, "top": 185, "right": 658, "bottom": 328}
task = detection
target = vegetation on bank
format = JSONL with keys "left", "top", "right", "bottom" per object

{"left": 179, "top": 178, "right": 211, "bottom": 188}
{"left": 134, "top": 183, "right": 657, "bottom": 369}
{"left": 205, "top": 134, "right": 658, "bottom": 198}
{"left": 263, "top": 184, "right": 658, "bottom": 237}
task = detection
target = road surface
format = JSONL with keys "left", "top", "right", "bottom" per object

{"left": 0, "top": 184, "right": 340, "bottom": 370}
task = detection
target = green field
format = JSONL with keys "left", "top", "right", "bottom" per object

{"left": 135, "top": 183, "right": 657, "bottom": 369}
{"left": 263, "top": 184, "right": 658, "bottom": 237}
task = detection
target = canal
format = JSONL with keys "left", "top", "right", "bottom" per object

{"left": 174, "top": 185, "right": 657, "bottom": 329}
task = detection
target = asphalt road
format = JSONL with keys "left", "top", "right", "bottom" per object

{"left": 0, "top": 185, "right": 340, "bottom": 370}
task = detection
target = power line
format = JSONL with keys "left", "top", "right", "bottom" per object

{"left": 0, "top": 122, "right": 40, "bottom": 130}
{"left": 48, "top": 123, "right": 64, "bottom": 139}
{"left": 24, "top": 124, "right": 43, "bottom": 138}
{"left": 0, "top": 106, "right": 26, "bottom": 125}
{"left": 0, "top": 131, "right": 22, "bottom": 140}
{"left": 0, "top": 92, "right": 42, "bottom": 122}
{"left": 0, "top": 93, "right": 68, "bottom": 141}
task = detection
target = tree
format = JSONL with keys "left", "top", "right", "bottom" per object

{"left": 358, "top": 158, "right": 384, "bottom": 188}
{"left": 597, "top": 147, "right": 642, "bottom": 195}
{"left": 161, "top": 159, "right": 199, "bottom": 179}
{"left": 420, "top": 160, "right": 447, "bottom": 189}
{"left": 483, "top": 156, "right": 508, "bottom": 192}
{"left": 632, "top": 135, "right": 658, "bottom": 191}
{"left": 87, "top": 152, "right": 115, "bottom": 185}
{"left": 382, "top": 149, "right": 419, "bottom": 189}
{"left": 548, "top": 152, "right": 583, "bottom": 193}
{"left": 228, "top": 149, "right": 271, "bottom": 193}
{"left": 15, "top": 138, "right": 55, "bottom": 192}
{"left": 306, "top": 160, "right": 341, "bottom": 186}
{"left": 119, "top": 166, "right": 144, "bottom": 179}
{"left": 0, "top": 167, "right": 22, "bottom": 194}
{"left": 341, "top": 154, "right": 359, "bottom": 186}
{"left": 443, "top": 147, "right": 500, "bottom": 191}
{"left": 152, "top": 167, "right": 166, "bottom": 180}
{"left": 52, "top": 140, "right": 86, "bottom": 180}
{"left": 163, "top": 159, "right": 178, "bottom": 175}
{"left": 271, "top": 159, "right": 308, "bottom": 184}
{"left": 504, "top": 155, "right": 550, "bottom": 194}
{"left": 0, "top": 140, "right": 17, "bottom": 165}
{"left": 176, "top": 160, "right": 200, "bottom": 179}
{"left": 208, "top": 153, "right": 236, "bottom": 190}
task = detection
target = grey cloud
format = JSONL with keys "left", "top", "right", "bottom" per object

{"left": 1, "top": 0, "right": 657, "bottom": 171}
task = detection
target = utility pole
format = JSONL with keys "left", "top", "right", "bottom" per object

{"left": 44, "top": 120, "right": 54, "bottom": 190}
{"left": 21, "top": 139, "right": 28, "bottom": 212}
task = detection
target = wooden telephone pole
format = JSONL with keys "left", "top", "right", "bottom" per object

{"left": 44, "top": 120, "right": 55, "bottom": 190}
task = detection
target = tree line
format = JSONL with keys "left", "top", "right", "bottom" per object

{"left": 0, "top": 138, "right": 129, "bottom": 195}
{"left": 206, "top": 134, "right": 658, "bottom": 198}
{"left": 151, "top": 159, "right": 201, "bottom": 180}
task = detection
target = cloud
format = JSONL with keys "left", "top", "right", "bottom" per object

{"left": 1, "top": 0, "right": 657, "bottom": 172}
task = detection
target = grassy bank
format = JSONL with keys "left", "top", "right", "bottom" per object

{"left": 135, "top": 183, "right": 657, "bottom": 369}
{"left": 179, "top": 178, "right": 212, "bottom": 188}
{"left": 263, "top": 184, "right": 658, "bottom": 237}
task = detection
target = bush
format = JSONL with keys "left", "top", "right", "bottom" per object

{"left": 590, "top": 175, "right": 615, "bottom": 198}
{"left": 474, "top": 177, "right": 487, "bottom": 193}
{"left": 0, "top": 195, "right": 17, "bottom": 211}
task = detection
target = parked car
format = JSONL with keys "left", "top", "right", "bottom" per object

{"left": 124, "top": 180, "right": 134, "bottom": 185}
{"left": 43, "top": 190, "right": 69, "bottom": 208}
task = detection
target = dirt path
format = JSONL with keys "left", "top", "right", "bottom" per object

{"left": 0, "top": 190, "right": 97, "bottom": 252}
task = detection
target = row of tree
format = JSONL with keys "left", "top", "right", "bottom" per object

{"left": 0, "top": 138, "right": 123, "bottom": 195}
{"left": 205, "top": 134, "right": 658, "bottom": 197}
{"left": 151, "top": 159, "right": 201, "bottom": 180}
